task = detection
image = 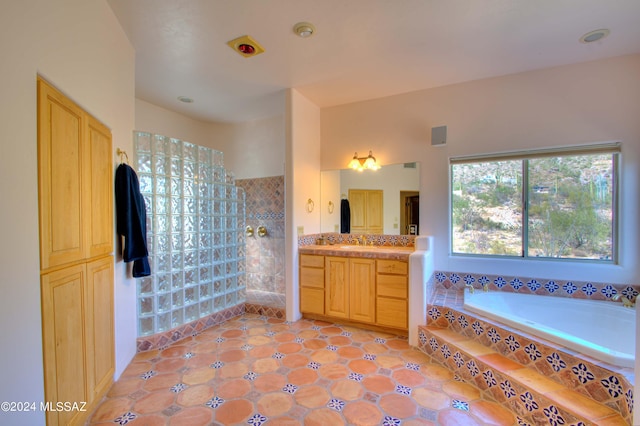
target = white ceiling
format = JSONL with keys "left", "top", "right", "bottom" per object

{"left": 107, "top": 0, "right": 640, "bottom": 123}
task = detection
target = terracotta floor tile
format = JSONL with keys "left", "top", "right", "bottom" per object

{"left": 310, "top": 348, "right": 339, "bottom": 364}
{"left": 328, "top": 335, "right": 352, "bottom": 346}
{"left": 90, "top": 397, "right": 134, "bottom": 422}
{"left": 319, "top": 363, "right": 349, "bottom": 380}
{"left": 248, "top": 335, "right": 272, "bottom": 346}
{"left": 304, "top": 407, "right": 344, "bottom": 426}
{"left": 348, "top": 359, "right": 378, "bottom": 375}
{"left": 218, "top": 348, "right": 246, "bottom": 362}
{"left": 176, "top": 384, "right": 214, "bottom": 407}
{"left": 412, "top": 387, "right": 450, "bottom": 410}
{"left": 216, "top": 378, "right": 251, "bottom": 398}
{"left": 287, "top": 368, "right": 318, "bottom": 385}
{"left": 161, "top": 344, "right": 190, "bottom": 358}
{"left": 337, "top": 346, "right": 364, "bottom": 359}
{"left": 127, "top": 414, "right": 167, "bottom": 426}
{"left": 294, "top": 385, "right": 330, "bottom": 408}
{"left": 362, "top": 374, "right": 395, "bottom": 394}
{"left": 419, "top": 363, "right": 454, "bottom": 382}
{"left": 331, "top": 379, "right": 365, "bottom": 401}
{"left": 254, "top": 373, "right": 287, "bottom": 393}
{"left": 133, "top": 389, "right": 175, "bottom": 414}
{"left": 277, "top": 342, "right": 303, "bottom": 353}
{"left": 218, "top": 361, "right": 248, "bottom": 379}
{"left": 257, "top": 392, "right": 294, "bottom": 417}
{"left": 343, "top": 400, "right": 383, "bottom": 426}
{"left": 107, "top": 376, "right": 143, "bottom": 397}
{"left": 185, "top": 352, "right": 217, "bottom": 368}
{"left": 281, "top": 353, "right": 309, "bottom": 369}
{"left": 393, "top": 369, "right": 426, "bottom": 387}
{"left": 121, "top": 361, "right": 153, "bottom": 377}
{"left": 375, "top": 354, "right": 405, "bottom": 369}
{"left": 214, "top": 399, "right": 253, "bottom": 424}
{"left": 379, "top": 393, "right": 418, "bottom": 418}
{"left": 92, "top": 313, "right": 605, "bottom": 426}
{"left": 181, "top": 366, "right": 217, "bottom": 385}
{"left": 441, "top": 380, "right": 481, "bottom": 401}
{"left": 143, "top": 372, "right": 181, "bottom": 392}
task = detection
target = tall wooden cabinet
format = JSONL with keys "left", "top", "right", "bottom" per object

{"left": 349, "top": 189, "right": 383, "bottom": 234}
{"left": 38, "top": 78, "right": 115, "bottom": 426}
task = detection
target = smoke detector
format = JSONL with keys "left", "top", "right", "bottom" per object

{"left": 227, "top": 35, "right": 265, "bottom": 57}
{"left": 293, "top": 22, "right": 315, "bottom": 38}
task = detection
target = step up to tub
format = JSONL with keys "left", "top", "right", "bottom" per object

{"left": 419, "top": 325, "right": 628, "bottom": 425}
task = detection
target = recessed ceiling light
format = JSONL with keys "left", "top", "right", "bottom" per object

{"left": 580, "top": 29, "right": 610, "bottom": 44}
{"left": 293, "top": 22, "right": 315, "bottom": 38}
{"left": 177, "top": 96, "right": 194, "bottom": 103}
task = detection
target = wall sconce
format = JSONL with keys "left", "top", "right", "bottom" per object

{"left": 348, "top": 151, "right": 381, "bottom": 171}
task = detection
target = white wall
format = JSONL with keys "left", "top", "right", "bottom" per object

{"left": 321, "top": 54, "right": 640, "bottom": 284}
{"left": 286, "top": 89, "right": 321, "bottom": 321}
{"left": 0, "top": 1, "right": 135, "bottom": 424}
{"left": 135, "top": 98, "right": 285, "bottom": 180}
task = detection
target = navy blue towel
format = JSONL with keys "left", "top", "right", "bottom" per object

{"left": 340, "top": 199, "right": 351, "bottom": 234}
{"left": 115, "top": 163, "right": 151, "bottom": 277}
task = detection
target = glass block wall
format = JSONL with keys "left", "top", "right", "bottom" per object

{"left": 134, "top": 132, "right": 246, "bottom": 337}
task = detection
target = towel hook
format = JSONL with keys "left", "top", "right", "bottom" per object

{"left": 116, "top": 148, "right": 129, "bottom": 165}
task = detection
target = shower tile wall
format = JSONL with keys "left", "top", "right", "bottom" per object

{"left": 236, "top": 176, "right": 285, "bottom": 302}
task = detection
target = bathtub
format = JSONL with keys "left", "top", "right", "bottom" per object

{"left": 463, "top": 291, "right": 635, "bottom": 368}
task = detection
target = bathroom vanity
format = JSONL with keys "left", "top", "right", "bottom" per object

{"left": 298, "top": 245, "right": 413, "bottom": 334}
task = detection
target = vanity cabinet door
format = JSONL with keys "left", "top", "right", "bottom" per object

{"left": 325, "top": 256, "right": 350, "bottom": 318}
{"left": 349, "top": 258, "right": 376, "bottom": 324}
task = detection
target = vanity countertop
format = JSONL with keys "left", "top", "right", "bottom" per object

{"left": 298, "top": 244, "right": 414, "bottom": 261}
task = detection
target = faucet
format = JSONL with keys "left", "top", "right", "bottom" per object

{"left": 483, "top": 283, "right": 489, "bottom": 292}
{"left": 612, "top": 294, "right": 636, "bottom": 308}
{"left": 464, "top": 283, "right": 475, "bottom": 294}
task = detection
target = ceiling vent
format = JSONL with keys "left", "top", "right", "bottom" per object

{"left": 227, "top": 35, "right": 265, "bottom": 58}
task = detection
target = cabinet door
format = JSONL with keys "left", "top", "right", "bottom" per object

{"left": 325, "top": 256, "right": 349, "bottom": 318}
{"left": 365, "top": 190, "right": 384, "bottom": 234}
{"left": 41, "top": 265, "right": 88, "bottom": 426}
{"left": 38, "top": 79, "right": 86, "bottom": 269}
{"left": 86, "top": 116, "right": 113, "bottom": 258}
{"left": 349, "top": 258, "right": 376, "bottom": 323}
{"left": 86, "top": 256, "right": 115, "bottom": 401}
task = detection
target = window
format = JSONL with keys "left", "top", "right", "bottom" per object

{"left": 451, "top": 144, "right": 619, "bottom": 261}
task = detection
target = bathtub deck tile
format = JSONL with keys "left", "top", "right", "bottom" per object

{"left": 455, "top": 339, "right": 496, "bottom": 357}
{"left": 546, "top": 388, "right": 618, "bottom": 421}
{"left": 423, "top": 325, "right": 470, "bottom": 343}
{"left": 476, "top": 353, "right": 523, "bottom": 372}
{"left": 506, "top": 367, "right": 566, "bottom": 394}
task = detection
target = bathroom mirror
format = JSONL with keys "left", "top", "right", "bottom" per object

{"left": 320, "top": 162, "right": 420, "bottom": 235}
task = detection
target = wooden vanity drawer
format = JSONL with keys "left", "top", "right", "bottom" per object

{"left": 300, "top": 267, "right": 324, "bottom": 288}
{"left": 376, "top": 259, "right": 407, "bottom": 275}
{"left": 300, "top": 254, "right": 324, "bottom": 268}
{"left": 376, "top": 274, "right": 407, "bottom": 298}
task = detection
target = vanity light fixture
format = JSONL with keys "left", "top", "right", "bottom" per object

{"left": 348, "top": 151, "right": 381, "bottom": 171}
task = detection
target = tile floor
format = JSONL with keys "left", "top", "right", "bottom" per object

{"left": 88, "top": 314, "right": 518, "bottom": 425}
